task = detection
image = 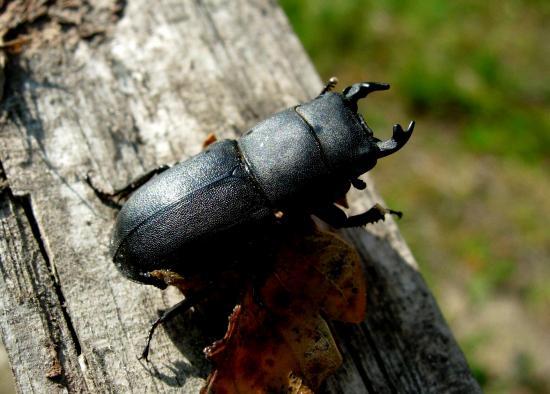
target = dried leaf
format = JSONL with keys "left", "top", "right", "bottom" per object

{"left": 262, "top": 227, "right": 366, "bottom": 323}
{"left": 203, "top": 225, "right": 367, "bottom": 393}
{"left": 203, "top": 293, "right": 342, "bottom": 393}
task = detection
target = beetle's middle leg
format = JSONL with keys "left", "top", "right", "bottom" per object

{"left": 314, "top": 203, "right": 402, "bottom": 228}
{"left": 86, "top": 165, "right": 170, "bottom": 208}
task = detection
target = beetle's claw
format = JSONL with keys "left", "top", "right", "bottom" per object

{"left": 405, "top": 120, "right": 415, "bottom": 134}
{"left": 394, "top": 123, "right": 404, "bottom": 134}
{"left": 139, "top": 345, "right": 151, "bottom": 362}
{"left": 388, "top": 208, "right": 403, "bottom": 219}
{"left": 342, "top": 81, "right": 390, "bottom": 112}
{"left": 377, "top": 120, "right": 414, "bottom": 158}
{"left": 138, "top": 322, "right": 158, "bottom": 362}
{"left": 393, "top": 120, "right": 415, "bottom": 140}
{"left": 85, "top": 172, "right": 124, "bottom": 209}
{"left": 374, "top": 204, "right": 403, "bottom": 220}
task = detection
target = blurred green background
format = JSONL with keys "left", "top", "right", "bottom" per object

{"left": 279, "top": 0, "right": 549, "bottom": 393}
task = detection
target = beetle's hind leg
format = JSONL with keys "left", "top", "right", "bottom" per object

{"left": 140, "top": 291, "right": 205, "bottom": 361}
{"left": 86, "top": 165, "right": 170, "bottom": 209}
{"left": 314, "top": 203, "right": 402, "bottom": 228}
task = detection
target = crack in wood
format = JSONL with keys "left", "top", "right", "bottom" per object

{"left": 0, "top": 173, "right": 87, "bottom": 390}
{"left": 16, "top": 192, "right": 83, "bottom": 357}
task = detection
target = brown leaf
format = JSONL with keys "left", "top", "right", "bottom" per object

{"left": 203, "top": 224, "right": 367, "bottom": 393}
{"left": 203, "top": 293, "right": 342, "bottom": 393}
{"left": 262, "top": 227, "right": 367, "bottom": 323}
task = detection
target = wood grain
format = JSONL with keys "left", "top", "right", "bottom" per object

{"left": 0, "top": 0, "right": 480, "bottom": 392}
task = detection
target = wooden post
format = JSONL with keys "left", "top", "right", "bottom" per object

{"left": 0, "top": 0, "right": 480, "bottom": 392}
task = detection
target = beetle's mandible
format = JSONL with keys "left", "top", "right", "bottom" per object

{"left": 90, "top": 79, "right": 414, "bottom": 288}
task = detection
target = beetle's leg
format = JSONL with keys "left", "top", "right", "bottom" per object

{"left": 140, "top": 292, "right": 203, "bottom": 361}
{"left": 320, "top": 76, "right": 339, "bottom": 95}
{"left": 314, "top": 203, "right": 401, "bottom": 228}
{"left": 86, "top": 165, "right": 170, "bottom": 209}
{"left": 346, "top": 204, "right": 402, "bottom": 226}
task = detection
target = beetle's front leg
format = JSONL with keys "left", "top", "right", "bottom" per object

{"left": 86, "top": 165, "right": 170, "bottom": 209}
{"left": 314, "top": 203, "right": 402, "bottom": 228}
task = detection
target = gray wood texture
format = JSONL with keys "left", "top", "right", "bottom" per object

{"left": 0, "top": 0, "right": 481, "bottom": 392}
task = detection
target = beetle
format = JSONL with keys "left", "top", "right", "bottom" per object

{"left": 87, "top": 78, "right": 414, "bottom": 359}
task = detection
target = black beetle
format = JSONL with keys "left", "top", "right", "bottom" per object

{"left": 88, "top": 78, "right": 414, "bottom": 359}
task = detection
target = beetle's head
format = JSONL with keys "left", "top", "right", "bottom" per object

{"left": 296, "top": 81, "right": 414, "bottom": 178}
{"left": 342, "top": 82, "right": 414, "bottom": 161}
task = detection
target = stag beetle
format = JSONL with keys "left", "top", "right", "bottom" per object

{"left": 87, "top": 78, "right": 414, "bottom": 359}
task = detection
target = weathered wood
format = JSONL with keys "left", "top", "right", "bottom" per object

{"left": 0, "top": 0, "right": 480, "bottom": 392}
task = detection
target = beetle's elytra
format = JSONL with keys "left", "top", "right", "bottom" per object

{"left": 98, "top": 80, "right": 414, "bottom": 288}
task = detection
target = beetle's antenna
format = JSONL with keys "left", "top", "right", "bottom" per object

{"left": 377, "top": 121, "right": 415, "bottom": 158}
{"left": 342, "top": 82, "right": 390, "bottom": 112}
{"left": 320, "top": 77, "right": 339, "bottom": 95}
